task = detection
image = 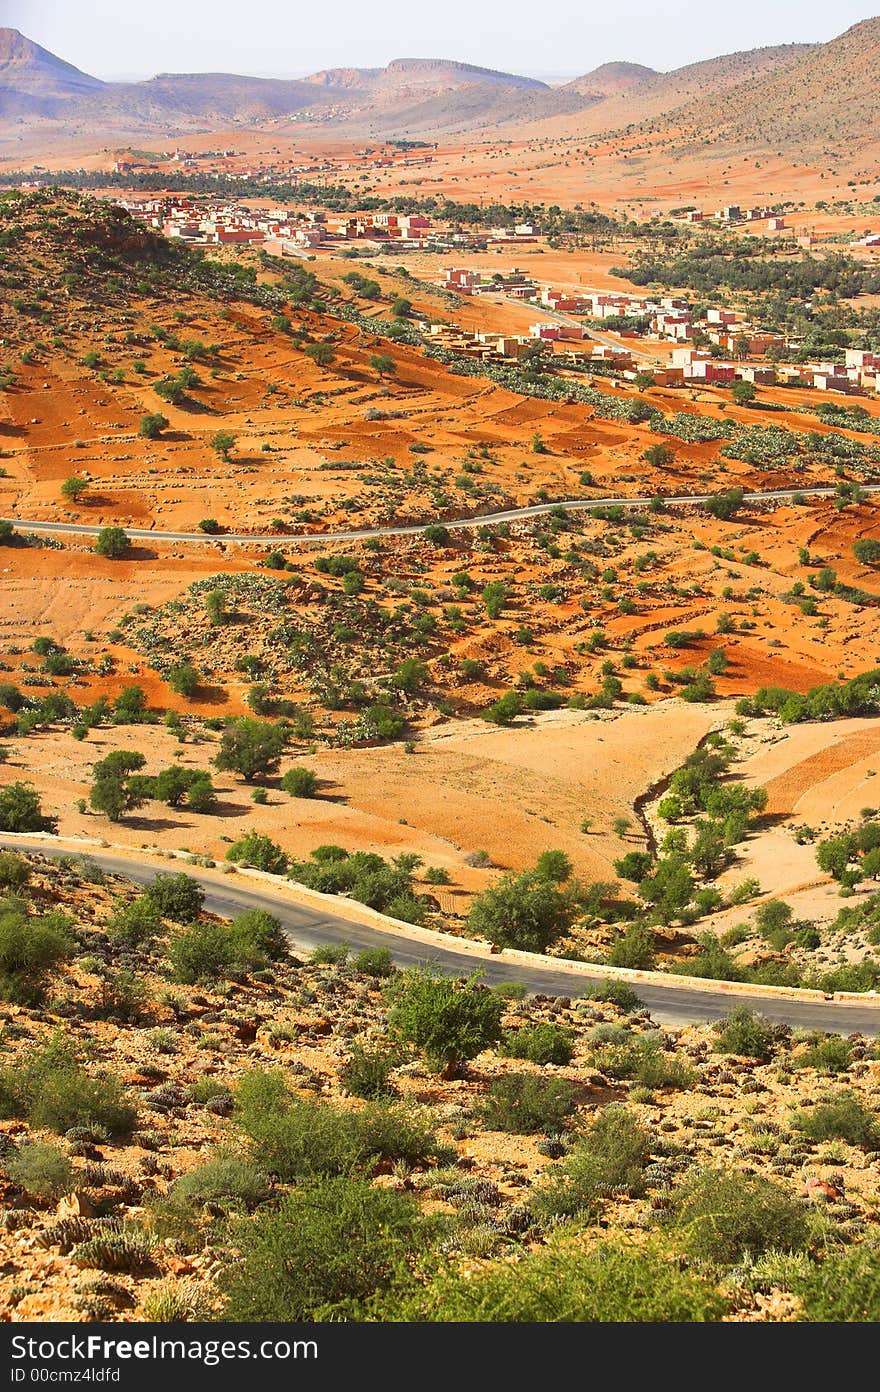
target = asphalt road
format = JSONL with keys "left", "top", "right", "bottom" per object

{"left": 4, "top": 484, "right": 876, "bottom": 548}
{"left": 5, "top": 837, "right": 880, "bottom": 1034}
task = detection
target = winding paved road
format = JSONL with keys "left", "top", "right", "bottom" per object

{"left": 4, "top": 484, "right": 877, "bottom": 547}
{"left": 4, "top": 837, "right": 879, "bottom": 1034}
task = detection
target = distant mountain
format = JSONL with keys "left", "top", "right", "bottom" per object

{"left": 658, "top": 18, "right": 880, "bottom": 154}
{"left": 0, "top": 27, "right": 103, "bottom": 117}
{"left": 0, "top": 22, "right": 876, "bottom": 154}
{"left": 563, "top": 61, "right": 657, "bottom": 99}
{"left": 537, "top": 43, "right": 815, "bottom": 137}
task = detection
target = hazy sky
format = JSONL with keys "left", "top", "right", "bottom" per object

{"left": 5, "top": 0, "right": 879, "bottom": 80}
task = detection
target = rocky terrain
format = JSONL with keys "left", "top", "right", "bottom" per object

{"left": 1, "top": 850, "right": 879, "bottom": 1323}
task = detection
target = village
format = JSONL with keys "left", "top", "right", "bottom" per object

{"left": 108, "top": 192, "right": 880, "bottom": 400}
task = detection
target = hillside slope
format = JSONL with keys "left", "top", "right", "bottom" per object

{"left": 665, "top": 17, "right": 880, "bottom": 156}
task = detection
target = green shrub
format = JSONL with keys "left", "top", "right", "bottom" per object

{"left": 340, "top": 1045, "right": 397, "bottom": 1099}
{"left": 389, "top": 1238, "right": 727, "bottom": 1322}
{"left": 143, "top": 873, "right": 204, "bottom": 923}
{"left": 0, "top": 902, "right": 73, "bottom": 1004}
{"left": 226, "top": 833, "right": 289, "bottom": 874}
{"left": 671, "top": 1169, "right": 810, "bottom": 1265}
{"left": 229, "top": 909, "right": 287, "bottom": 962}
{"left": 714, "top": 1006, "right": 777, "bottom": 1061}
{"left": 4, "top": 1141, "right": 74, "bottom": 1199}
{"left": 72, "top": 1228, "right": 156, "bottom": 1273}
{"left": 311, "top": 942, "right": 349, "bottom": 965}
{"left": 535, "top": 1105, "right": 651, "bottom": 1219}
{"left": 105, "top": 895, "right": 161, "bottom": 948}
{"left": 233, "top": 1070, "right": 435, "bottom": 1180}
{"left": 500, "top": 1022, "right": 574, "bottom": 1066}
{"left": 792, "top": 1093, "right": 880, "bottom": 1150}
{"left": 582, "top": 979, "right": 641, "bottom": 1012}
{"left": 608, "top": 922, "right": 655, "bottom": 969}
{"left": 0, "top": 782, "right": 53, "bottom": 834}
{"left": 354, "top": 1102, "right": 437, "bottom": 1167}
{"left": 352, "top": 947, "right": 394, "bottom": 978}
{"left": 466, "top": 867, "right": 582, "bottom": 952}
{"left": 386, "top": 969, "right": 504, "bottom": 1076}
{"left": 0, "top": 1038, "right": 136, "bottom": 1137}
{"left": 170, "top": 1152, "right": 270, "bottom": 1211}
{"left": 280, "top": 766, "right": 318, "bottom": 798}
{"left": 220, "top": 1177, "right": 428, "bottom": 1321}
{"left": 795, "top": 1035, "right": 852, "bottom": 1074}
{"left": 0, "top": 852, "right": 31, "bottom": 889}
{"left": 480, "top": 1074, "right": 576, "bottom": 1133}
{"left": 140, "top": 1280, "right": 209, "bottom": 1322}
{"left": 168, "top": 915, "right": 277, "bottom": 983}
{"left": 792, "top": 1244, "right": 880, "bottom": 1321}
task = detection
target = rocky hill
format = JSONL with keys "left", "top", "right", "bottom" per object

{"left": 660, "top": 17, "right": 880, "bottom": 158}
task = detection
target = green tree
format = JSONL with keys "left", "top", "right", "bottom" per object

{"left": 642, "top": 443, "right": 674, "bottom": 467}
{"left": 0, "top": 782, "right": 53, "bottom": 833}
{"left": 166, "top": 663, "right": 199, "bottom": 698}
{"left": 370, "top": 354, "right": 395, "bottom": 380}
{"left": 466, "top": 867, "right": 582, "bottom": 953}
{"left": 214, "top": 718, "right": 287, "bottom": 781}
{"left": 60, "top": 475, "right": 89, "bottom": 503}
{"left": 226, "top": 833, "right": 289, "bottom": 874}
{"left": 730, "top": 380, "right": 757, "bottom": 406}
{"left": 304, "top": 342, "right": 336, "bottom": 369}
{"left": 209, "top": 430, "right": 237, "bottom": 461}
{"left": 89, "top": 750, "right": 147, "bottom": 822}
{"left": 853, "top": 538, "right": 880, "bottom": 566}
{"left": 138, "top": 413, "right": 169, "bottom": 439}
{"left": 94, "top": 526, "right": 130, "bottom": 559}
{"left": 387, "top": 969, "right": 504, "bottom": 1077}
{"left": 704, "top": 488, "right": 745, "bottom": 522}
{"left": 205, "top": 589, "right": 226, "bottom": 625}
{"left": 816, "top": 833, "right": 856, "bottom": 881}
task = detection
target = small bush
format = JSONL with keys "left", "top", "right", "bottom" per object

{"left": 144, "top": 873, "right": 204, "bottom": 923}
{"left": 714, "top": 1006, "right": 777, "bottom": 1062}
{"left": 4, "top": 1141, "right": 73, "bottom": 1199}
{"left": 671, "top": 1169, "right": 810, "bottom": 1265}
{"left": 0, "top": 1038, "right": 136, "bottom": 1137}
{"left": 170, "top": 1152, "right": 270, "bottom": 1210}
{"left": 220, "top": 1176, "right": 428, "bottom": 1321}
{"left": 140, "top": 1280, "right": 209, "bottom": 1323}
{"left": 386, "top": 969, "right": 504, "bottom": 1076}
{"left": 582, "top": 979, "right": 641, "bottom": 1012}
{"left": 0, "top": 852, "right": 31, "bottom": 889}
{"left": 72, "top": 1228, "right": 156, "bottom": 1273}
{"left": 352, "top": 947, "right": 394, "bottom": 978}
{"left": 0, "top": 902, "right": 73, "bottom": 1004}
{"left": 792, "top": 1093, "right": 880, "bottom": 1150}
{"left": 168, "top": 914, "right": 280, "bottom": 983}
{"left": 793, "top": 1245, "right": 880, "bottom": 1321}
{"left": 535, "top": 1105, "right": 651, "bottom": 1219}
{"left": 480, "top": 1074, "right": 576, "bottom": 1133}
{"left": 233, "top": 1070, "right": 435, "bottom": 1180}
{"left": 280, "top": 767, "right": 318, "bottom": 798}
{"left": 340, "top": 1045, "right": 397, "bottom": 1099}
{"left": 311, "top": 942, "right": 349, "bottom": 965}
{"left": 391, "top": 1238, "right": 727, "bottom": 1322}
{"left": 500, "top": 1023, "right": 574, "bottom": 1066}
{"left": 226, "top": 834, "right": 289, "bottom": 874}
{"left": 105, "top": 895, "right": 161, "bottom": 948}
{"left": 795, "top": 1036, "right": 852, "bottom": 1074}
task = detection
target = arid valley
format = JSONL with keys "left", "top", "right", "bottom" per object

{"left": 3, "top": 8, "right": 880, "bottom": 1329}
